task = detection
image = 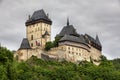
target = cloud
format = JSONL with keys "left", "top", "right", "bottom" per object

{"left": 0, "top": 0, "right": 2, "bottom": 3}
{"left": 0, "top": 0, "right": 120, "bottom": 59}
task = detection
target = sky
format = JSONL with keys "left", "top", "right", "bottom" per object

{"left": 0, "top": 0, "right": 120, "bottom": 59}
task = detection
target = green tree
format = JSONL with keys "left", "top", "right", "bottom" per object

{"left": 53, "top": 35, "right": 61, "bottom": 47}
{"left": 0, "top": 65, "right": 8, "bottom": 80}
{"left": 0, "top": 47, "right": 13, "bottom": 64}
{"left": 44, "top": 41, "right": 54, "bottom": 51}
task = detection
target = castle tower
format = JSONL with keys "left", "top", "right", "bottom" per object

{"left": 25, "top": 9, "right": 52, "bottom": 49}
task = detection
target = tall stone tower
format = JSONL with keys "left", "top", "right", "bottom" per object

{"left": 25, "top": 9, "right": 52, "bottom": 49}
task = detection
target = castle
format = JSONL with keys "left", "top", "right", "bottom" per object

{"left": 15, "top": 9, "right": 102, "bottom": 65}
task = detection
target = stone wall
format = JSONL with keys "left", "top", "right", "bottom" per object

{"left": 26, "top": 22, "right": 51, "bottom": 49}
{"left": 15, "top": 48, "right": 42, "bottom": 61}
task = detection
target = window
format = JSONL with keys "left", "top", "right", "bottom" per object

{"left": 31, "top": 35, "right": 33, "bottom": 40}
{"left": 79, "top": 53, "right": 81, "bottom": 56}
{"left": 76, "top": 48, "right": 78, "bottom": 51}
{"left": 68, "top": 47, "right": 70, "bottom": 50}
{"left": 76, "top": 53, "right": 78, "bottom": 55}
{"left": 72, "top": 52, "right": 74, "bottom": 54}
{"left": 31, "top": 43, "right": 33, "bottom": 47}
{"left": 72, "top": 47, "right": 74, "bottom": 50}
{"left": 69, "top": 51, "right": 70, "bottom": 53}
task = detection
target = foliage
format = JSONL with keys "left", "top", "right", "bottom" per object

{"left": 0, "top": 47, "right": 13, "bottom": 64}
{"left": 111, "top": 58, "right": 120, "bottom": 71}
{"left": 1, "top": 46, "right": 120, "bottom": 80}
{"left": 44, "top": 36, "right": 61, "bottom": 51}
{"left": 53, "top": 35, "right": 61, "bottom": 47}
{"left": 100, "top": 55, "right": 107, "bottom": 62}
{"left": 44, "top": 41, "right": 54, "bottom": 51}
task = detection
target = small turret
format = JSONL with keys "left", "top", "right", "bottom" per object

{"left": 96, "top": 35, "right": 102, "bottom": 46}
{"left": 67, "top": 18, "right": 69, "bottom": 26}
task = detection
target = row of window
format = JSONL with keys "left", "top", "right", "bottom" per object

{"left": 68, "top": 51, "right": 82, "bottom": 56}
{"left": 68, "top": 46, "right": 81, "bottom": 51}
{"left": 28, "top": 27, "right": 49, "bottom": 33}
{"left": 30, "top": 32, "right": 49, "bottom": 40}
{"left": 29, "top": 23, "right": 49, "bottom": 28}
{"left": 31, "top": 42, "right": 41, "bottom": 47}
{"left": 68, "top": 46, "right": 84, "bottom": 52}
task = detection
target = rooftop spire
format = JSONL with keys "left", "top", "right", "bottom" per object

{"left": 96, "top": 35, "right": 102, "bottom": 46}
{"left": 67, "top": 17, "right": 69, "bottom": 26}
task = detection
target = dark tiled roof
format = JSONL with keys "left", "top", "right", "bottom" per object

{"left": 85, "top": 34, "right": 102, "bottom": 47}
{"left": 58, "top": 25, "right": 79, "bottom": 37}
{"left": 19, "top": 38, "right": 31, "bottom": 50}
{"left": 59, "top": 34, "right": 87, "bottom": 45}
{"left": 85, "top": 34, "right": 96, "bottom": 44}
{"left": 84, "top": 34, "right": 102, "bottom": 51}
{"left": 42, "top": 31, "right": 50, "bottom": 38}
{"left": 96, "top": 35, "right": 102, "bottom": 46}
{"left": 26, "top": 9, "right": 52, "bottom": 25}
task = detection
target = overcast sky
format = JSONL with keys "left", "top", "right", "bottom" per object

{"left": 0, "top": 0, "right": 120, "bottom": 59}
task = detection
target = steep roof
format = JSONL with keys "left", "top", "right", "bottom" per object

{"left": 26, "top": 9, "right": 52, "bottom": 25}
{"left": 58, "top": 25, "right": 79, "bottom": 37}
{"left": 42, "top": 31, "right": 50, "bottom": 38}
{"left": 19, "top": 38, "right": 31, "bottom": 50}
{"left": 58, "top": 18, "right": 79, "bottom": 37}
{"left": 59, "top": 34, "right": 87, "bottom": 45}
{"left": 85, "top": 34, "right": 96, "bottom": 44}
{"left": 96, "top": 35, "right": 102, "bottom": 46}
{"left": 83, "top": 34, "right": 102, "bottom": 51}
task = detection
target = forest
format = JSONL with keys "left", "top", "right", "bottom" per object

{"left": 0, "top": 46, "right": 120, "bottom": 80}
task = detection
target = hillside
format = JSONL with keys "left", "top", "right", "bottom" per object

{"left": 0, "top": 47, "right": 120, "bottom": 80}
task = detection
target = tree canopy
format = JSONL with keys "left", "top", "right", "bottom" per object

{"left": 44, "top": 35, "right": 61, "bottom": 51}
{"left": 0, "top": 46, "right": 120, "bottom": 80}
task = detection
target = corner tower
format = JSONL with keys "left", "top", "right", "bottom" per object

{"left": 25, "top": 9, "right": 52, "bottom": 49}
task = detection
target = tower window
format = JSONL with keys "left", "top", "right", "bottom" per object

{"left": 31, "top": 35, "right": 33, "bottom": 40}
{"left": 68, "top": 47, "right": 70, "bottom": 50}
{"left": 72, "top": 47, "right": 74, "bottom": 50}
{"left": 31, "top": 43, "right": 33, "bottom": 47}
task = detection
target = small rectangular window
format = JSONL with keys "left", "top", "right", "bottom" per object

{"left": 31, "top": 43, "right": 33, "bottom": 47}
{"left": 72, "top": 47, "right": 74, "bottom": 50}
{"left": 69, "top": 51, "right": 70, "bottom": 53}
{"left": 31, "top": 35, "right": 33, "bottom": 40}
{"left": 76, "top": 53, "right": 78, "bottom": 55}
{"left": 72, "top": 52, "right": 74, "bottom": 54}
{"left": 68, "top": 47, "right": 70, "bottom": 50}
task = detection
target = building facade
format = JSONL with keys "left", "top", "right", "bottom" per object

{"left": 26, "top": 9, "right": 52, "bottom": 49}
{"left": 15, "top": 9, "right": 102, "bottom": 65}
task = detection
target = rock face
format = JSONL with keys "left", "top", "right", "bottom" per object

{"left": 14, "top": 9, "right": 102, "bottom": 65}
